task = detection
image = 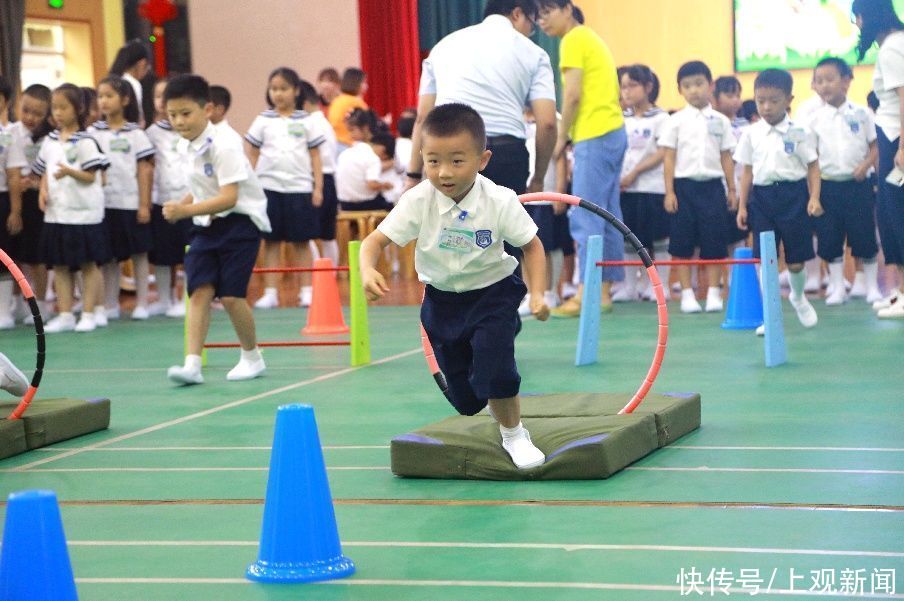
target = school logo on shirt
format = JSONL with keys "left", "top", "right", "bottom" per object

{"left": 65, "top": 147, "right": 79, "bottom": 163}
{"left": 475, "top": 229, "right": 493, "bottom": 248}
{"left": 204, "top": 163, "right": 214, "bottom": 176}
{"left": 110, "top": 138, "right": 131, "bottom": 153}
{"left": 287, "top": 121, "right": 306, "bottom": 138}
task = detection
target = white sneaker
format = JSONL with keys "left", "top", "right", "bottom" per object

{"left": 0, "top": 314, "right": 14, "bottom": 330}
{"left": 789, "top": 295, "right": 818, "bottom": 328}
{"left": 165, "top": 302, "right": 186, "bottom": 318}
{"left": 680, "top": 289, "right": 703, "bottom": 314}
{"left": 147, "top": 301, "right": 168, "bottom": 316}
{"left": 74, "top": 312, "right": 96, "bottom": 332}
{"left": 501, "top": 428, "right": 545, "bottom": 470}
{"left": 755, "top": 324, "right": 765, "bottom": 336}
{"left": 167, "top": 364, "right": 204, "bottom": 385}
{"left": 561, "top": 282, "right": 578, "bottom": 300}
{"left": 226, "top": 355, "right": 266, "bottom": 381}
{"left": 804, "top": 274, "right": 821, "bottom": 293}
{"left": 849, "top": 273, "right": 867, "bottom": 298}
{"left": 0, "top": 352, "right": 28, "bottom": 396}
{"left": 866, "top": 287, "right": 884, "bottom": 304}
{"left": 543, "top": 290, "right": 560, "bottom": 309}
{"left": 131, "top": 305, "right": 150, "bottom": 320}
{"left": 824, "top": 286, "right": 846, "bottom": 306}
{"left": 45, "top": 312, "right": 76, "bottom": 333}
{"left": 704, "top": 287, "right": 723, "bottom": 312}
{"left": 517, "top": 296, "right": 532, "bottom": 317}
{"left": 254, "top": 291, "right": 278, "bottom": 309}
{"left": 93, "top": 306, "right": 108, "bottom": 328}
{"left": 873, "top": 292, "right": 900, "bottom": 311}
{"left": 611, "top": 286, "right": 637, "bottom": 302}
{"left": 299, "top": 286, "right": 313, "bottom": 307}
{"left": 106, "top": 307, "right": 121, "bottom": 320}
{"left": 877, "top": 301, "right": 904, "bottom": 319}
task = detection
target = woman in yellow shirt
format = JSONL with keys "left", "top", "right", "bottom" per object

{"left": 328, "top": 68, "right": 369, "bottom": 150}
{"left": 539, "top": 1, "right": 627, "bottom": 316}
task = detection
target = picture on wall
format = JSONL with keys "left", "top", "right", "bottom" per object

{"left": 734, "top": 0, "right": 904, "bottom": 72}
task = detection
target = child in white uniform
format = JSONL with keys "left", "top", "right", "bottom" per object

{"left": 0, "top": 75, "right": 28, "bottom": 329}
{"left": 90, "top": 75, "right": 155, "bottom": 322}
{"left": 35, "top": 84, "right": 110, "bottom": 333}
{"left": 360, "top": 103, "right": 550, "bottom": 470}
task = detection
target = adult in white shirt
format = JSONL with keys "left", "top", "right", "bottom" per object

{"left": 853, "top": 0, "right": 904, "bottom": 318}
{"left": 407, "top": 0, "right": 557, "bottom": 197}
{"left": 109, "top": 40, "right": 151, "bottom": 126}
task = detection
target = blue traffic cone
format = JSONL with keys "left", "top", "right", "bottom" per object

{"left": 247, "top": 404, "right": 355, "bottom": 583}
{"left": 722, "top": 247, "right": 764, "bottom": 329}
{"left": 0, "top": 490, "right": 78, "bottom": 601}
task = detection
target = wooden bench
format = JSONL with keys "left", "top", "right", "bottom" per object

{"left": 336, "top": 210, "right": 416, "bottom": 279}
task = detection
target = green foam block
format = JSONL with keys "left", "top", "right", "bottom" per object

{"left": 0, "top": 398, "right": 111, "bottom": 451}
{"left": 390, "top": 392, "right": 701, "bottom": 481}
{"left": 0, "top": 418, "right": 28, "bottom": 460}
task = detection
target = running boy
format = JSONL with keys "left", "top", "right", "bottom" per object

{"left": 735, "top": 68, "right": 823, "bottom": 329}
{"left": 359, "top": 103, "right": 550, "bottom": 470}
{"left": 162, "top": 75, "right": 271, "bottom": 384}
{"left": 805, "top": 57, "right": 881, "bottom": 305}
{"left": 658, "top": 61, "right": 737, "bottom": 313}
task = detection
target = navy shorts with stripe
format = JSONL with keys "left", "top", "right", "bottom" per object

{"left": 263, "top": 189, "right": 318, "bottom": 242}
{"left": 185, "top": 214, "right": 261, "bottom": 298}
{"left": 421, "top": 274, "right": 527, "bottom": 416}
{"left": 668, "top": 178, "right": 729, "bottom": 259}
{"left": 749, "top": 180, "right": 815, "bottom": 265}
{"left": 814, "top": 179, "right": 878, "bottom": 261}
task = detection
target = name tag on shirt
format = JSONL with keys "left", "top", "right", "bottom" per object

{"left": 438, "top": 226, "right": 475, "bottom": 253}
{"left": 65, "top": 147, "right": 79, "bottom": 163}
{"left": 110, "top": 138, "right": 131, "bottom": 153}
{"left": 706, "top": 118, "right": 724, "bottom": 136}
{"left": 287, "top": 121, "right": 306, "bottom": 138}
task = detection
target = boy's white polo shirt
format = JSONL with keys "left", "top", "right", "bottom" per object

{"left": 146, "top": 119, "right": 190, "bottom": 205}
{"left": 33, "top": 130, "right": 108, "bottom": 225}
{"left": 336, "top": 141, "right": 382, "bottom": 202}
{"left": 11, "top": 121, "right": 41, "bottom": 178}
{"left": 377, "top": 173, "right": 537, "bottom": 292}
{"left": 0, "top": 121, "right": 28, "bottom": 192}
{"left": 622, "top": 108, "right": 669, "bottom": 194}
{"left": 245, "top": 109, "right": 326, "bottom": 193}
{"left": 182, "top": 122, "right": 271, "bottom": 232}
{"left": 88, "top": 121, "right": 155, "bottom": 209}
{"left": 658, "top": 104, "right": 736, "bottom": 180}
{"left": 803, "top": 100, "right": 876, "bottom": 181}
{"left": 733, "top": 115, "right": 818, "bottom": 186}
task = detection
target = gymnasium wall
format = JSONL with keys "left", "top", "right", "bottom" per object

{"left": 585, "top": 0, "right": 874, "bottom": 112}
{"left": 188, "top": 0, "right": 362, "bottom": 134}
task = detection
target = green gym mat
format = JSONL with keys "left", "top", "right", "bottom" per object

{"left": 390, "top": 392, "right": 700, "bottom": 480}
{"left": 0, "top": 398, "right": 111, "bottom": 456}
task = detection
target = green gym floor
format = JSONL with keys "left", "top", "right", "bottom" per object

{"left": 1, "top": 299, "right": 902, "bottom": 600}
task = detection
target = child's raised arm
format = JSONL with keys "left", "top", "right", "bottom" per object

{"left": 359, "top": 230, "right": 393, "bottom": 301}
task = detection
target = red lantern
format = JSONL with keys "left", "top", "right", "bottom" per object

{"left": 138, "top": 0, "right": 178, "bottom": 76}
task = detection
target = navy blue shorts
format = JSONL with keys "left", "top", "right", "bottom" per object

{"left": 13, "top": 189, "right": 43, "bottom": 264}
{"left": 620, "top": 192, "right": 663, "bottom": 251}
{"left": 185, "top": 214, "right": 261, "bottom": 298}
{"left": 263, "top": 189, "right": 318, "bottom": 243}
{"left": 421, "top": 274, "right": 526, "bottom": 416}
{"left": 104, "top": 208, "right": 153, "bottom": 261}
{"left": 149, "top": 204, "right": 190, "bottom": 266}
{"left": 876, "top": 127, "right": 904, "bottom": 265}
{"left": 554, "top": 210, "right": 574, "bottom": 255}
{"left": 815, "top": 179, "right": 878, "bottom": 261}
{"left": 318, "top": 174, "right": 338, "bottom": 241}
{"left": 749, "top": 180, "right": 815, "bottom": 265}
{"left": 668, "top": 178, "right": 729, "bottom": 259}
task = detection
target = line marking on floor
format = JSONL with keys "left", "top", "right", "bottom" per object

{"left": 63, "top": 540, "right": 904, "bottom": 558}
{"left": 6, "top": 465, "right": 902, "bottom": 475}
{"left": 28, "top": 444, "right": 904, "bottom": 453}
{"left": 11, "top": 347, "right": 422, "bottom": 472}
{"left": 70, "top": 577, "right": 904, "bottom": 597}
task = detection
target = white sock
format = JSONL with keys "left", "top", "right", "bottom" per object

{"left": 548, "top": 250, "right": 563, "bottom": 296}
{"left": 184, "top": 354, "right": 202, "bottom": 371}
{"left": 156, "top": 265, "right": 173, "bottom": 307}
{"left": 789, "top": 269, "right": 806, "bottom": 301}
{"left": 862, "top": 259, "right": 880, "bottom": 291}
{"left": 133, "top": 254, "right": 150, "bottom": 308}
{"left": 805, "top": 257, "right": 820, "bottom": 280}
{"left": 309, "top": 240, "right": 321, "bottom": 261}
{"left": 263, "top": 287, "right": 277, "bottom": 297}
{"left": 103, "top": 262, "right": 120, "bottom": 309}
{"left": 828, "top": 261, "right": 844, "bottom": 291}
{"left": 499, "top": 421, "right": 525, "bottom": 440}
{"left": 0, "top": 280, "right": 13, "bottom": 319}
{"left": 321, "top": 240, "right": 339, "bottom": 266}
{"left": 240, "top": 347, "right": 261, "bottom": 363}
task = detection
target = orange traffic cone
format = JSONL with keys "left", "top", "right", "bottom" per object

{"left": 302, "top": 258, "right": 349, "bottom": 335}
